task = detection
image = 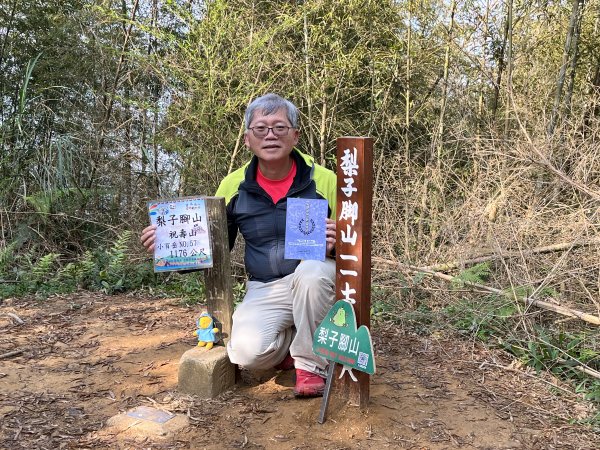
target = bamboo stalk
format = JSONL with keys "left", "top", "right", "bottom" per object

{"left": 303, "top": 11, "right": 315, "bottom": 154}
{"left": 228, "top": 120, "right": 246, "bottom": 175}
{"left": 373, "top": 257, "right": 600, "bottom": 326}
{"left": 573, "top": 365, "right": 600, "bottom": 380}
{"left": 557, "top": 359, "right": 600, "bottom": 380}
{"left": 434, "top": 0, "right": 456, "bottom": 163}
{"left": 319, "top": 98, "right": 327, "bottom": 165}
{"left": 405, "top": 0, "right": 411, "bottom": 163}
{"left": 503, "top": 0, "right": 513, "bottom": 137}
{"left": 547, "top": 0, "right": 582, "bottom": 136}
{"left": 102, "top": 0, "right": 140, "bottom": 127}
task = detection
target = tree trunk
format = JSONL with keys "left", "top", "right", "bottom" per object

{"left": 547, "top": 0, "right": 583, "bottom": 137}
{"left": 303, "top": 12, "right": 315, "bottom": 155}
{"left": 0, "top": 0, "right": 18, "bottom": 103}
{"left": 583, "top": 8, "right": 600, "bottom": 130}
{"left": 319, "top": 98, "right": 327, "bottom": 165}
{"left": 503, "top": 0, "right": 513, "bottom": 138}
{"left": 434, "top": 0, "right": 456, "bottom": 165}
{"left": 0, "top": 0, "right": 18, "bottom": 100}
{"left": 96, "top": 0, "right": 140, "bottom": 159}
{"left": 564, "top": 0, "right": 584, "bottom": 116}
{"left": 476, "top": 0, "right": 491, "bottom": 171}
{"left": 491, "top": 13, "right": 509, "bottom": 118}
{"left": 405, "top": 0, "right": 412, "bottom": 166}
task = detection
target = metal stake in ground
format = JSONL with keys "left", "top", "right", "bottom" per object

{"left": 317, "top": 362, "right": 337, "bottom": 424}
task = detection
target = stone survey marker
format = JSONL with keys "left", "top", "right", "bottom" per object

{"left": 106, "top": 405, "right": 188, "bottom": 439}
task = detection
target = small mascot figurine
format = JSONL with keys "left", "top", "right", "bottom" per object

{"left": 193, "top": 312, "right": 220, "bottom": 350}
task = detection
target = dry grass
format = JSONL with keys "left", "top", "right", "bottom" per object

{"left": 370, "top": 115, "right": 600, "bottom": 409}
{"left": 372, "top": 115, "right": 600, "bottom": 314}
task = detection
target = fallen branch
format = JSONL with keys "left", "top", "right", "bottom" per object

{"left": 373, "top": 257, "right": 600, "bottom": 326}
{"left": 5, "top": 313, "right": 24, "bottom": 325}
{"left": 556, "top": 359, "right": 600, "bottom": 380}
{"left": 420, "top": 239, "right": 600, "bottom": 272}
{"left": 0, "top": 349, "right": 23, "bottom": 360}
{"left": 573, "top": 365, "right": 600, "bottom": 380}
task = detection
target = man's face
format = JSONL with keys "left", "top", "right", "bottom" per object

{"left": 244, "top": 108, "right": 299, "bottom": 163}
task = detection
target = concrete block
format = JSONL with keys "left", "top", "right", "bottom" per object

{"left": 178, "top": 345, "right": 235, "bottom": 397}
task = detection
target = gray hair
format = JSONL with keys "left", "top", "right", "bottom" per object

{"left": 244, "top": 93, "right": 299, "bottom": 130}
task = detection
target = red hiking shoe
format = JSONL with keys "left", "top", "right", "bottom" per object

{"left": 293, "top": 369, "right": 325, "bottom": 397}
{"left": 274, "top": 353, "right": 295, "bottom": 371}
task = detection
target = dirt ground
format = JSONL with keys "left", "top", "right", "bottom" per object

{"left": 1, "top": 293, "right": 598, "bottom": 450}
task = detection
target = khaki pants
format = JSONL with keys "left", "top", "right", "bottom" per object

{"left": 227, "top": 259, "right": 336, "bottom": 376}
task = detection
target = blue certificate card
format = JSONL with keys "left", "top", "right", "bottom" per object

{"left": 284, "top": 198, "right": 328, "bottom": 261}
{"left": 148, "top": 197, "right": 213, "bottom": 272}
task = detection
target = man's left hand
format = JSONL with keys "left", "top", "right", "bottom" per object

{"left": 325, "top": 218, "right": 336, "bottom": 256}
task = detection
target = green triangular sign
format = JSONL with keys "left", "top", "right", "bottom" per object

{"left": 312, "top": 300, "right": 376, "bottom": 375}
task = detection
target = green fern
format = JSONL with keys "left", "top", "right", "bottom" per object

{"left": 0, "top": 241, "right": 19, "bottom": 276}
{"left": 108, "top": 231, "right": 131, "bottom": 275}
{"left": 28, "top": 253, "right": 61, "bottom": 285}
{"left": 99, "top": 231, "right": 132, "bottom": 293}
{"left": 58, "top": 253, "right": 98, "bottom": 288}
{"left": 503, "top": 285, "right": 559, "bottom": 301}
{"left": 452, "top": 262, "right": 491, "bottom": 289}
{"left": 77, "top": 250, "right": 98, "bottom": 286}
{"left": 0, "top": 229, "right": 30, "bottom": 277}
{"left": 25, "top": 187, "right": 91, "bottom": 215}
{"left": 58, "top": 262, "right": 78, "bottom": 281}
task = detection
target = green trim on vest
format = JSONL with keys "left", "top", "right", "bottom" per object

{"left": 215, "top": 149, "right": 336, "bottom": 218}
{"left": 215, "top": 161, "right": 250, "bottom": 204}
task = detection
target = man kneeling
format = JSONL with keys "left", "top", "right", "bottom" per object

{"left": 141, "top": 93, "right": 337, "bottom": 397}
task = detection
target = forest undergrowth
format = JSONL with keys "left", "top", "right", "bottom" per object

{"left": 1, "top": 0, "right": 600, "bottom": 434}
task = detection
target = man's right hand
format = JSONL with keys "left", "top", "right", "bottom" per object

{"left": 140, "top": 225, "right": 157, "bottom": 253}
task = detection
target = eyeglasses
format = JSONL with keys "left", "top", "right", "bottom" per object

{"left": 248, "top": 125, "right": 294, "bottom": 138}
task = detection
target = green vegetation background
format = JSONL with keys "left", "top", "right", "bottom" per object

{"left": 0, "top": 0, "right": 598, "bottom": 425}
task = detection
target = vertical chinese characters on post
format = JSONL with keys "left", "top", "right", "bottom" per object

{"left": 339, "top": 147, "right": 359, "bottom": 305}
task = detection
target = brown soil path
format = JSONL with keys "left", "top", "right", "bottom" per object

{"left": 0, "top": 294, "right": 597, "bottom": 449}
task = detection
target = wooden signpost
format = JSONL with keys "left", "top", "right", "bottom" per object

{"left": 203, "top": 197, "right": 235, "bottom": 339}
{"left": 316, "top": 137, "right": 373, "bottom": 423}
{"left": 335, "top": 136, "right": 373, "bottom": 408}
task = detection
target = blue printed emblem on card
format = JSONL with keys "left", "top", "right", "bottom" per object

{"left": 284, "top": 198, "right": 328, "bottom": 261}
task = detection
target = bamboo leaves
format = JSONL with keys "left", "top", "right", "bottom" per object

{"left": 16, "top": 53, "right": 42, "bottom": 134}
